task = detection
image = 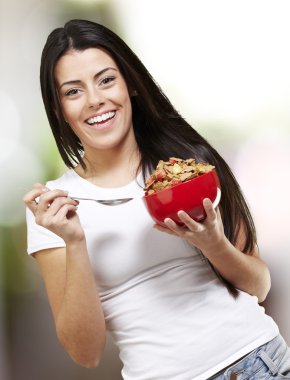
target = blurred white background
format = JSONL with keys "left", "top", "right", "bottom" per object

{"left": 1, "top": 0, "right": 289, "bottom": 379}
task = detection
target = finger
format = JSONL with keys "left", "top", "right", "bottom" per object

{"left": 215, "top": 207, "right": 222, "bottom": 221}
{"left": 54, "top": 203, "right": 78, "bottom": 221}
{"left": 203, "top": 198, "right": 216, "bottom": 221}
{"left": 163, "top": 217, "right": 185, "bottom": 234}
{"left": 37, "top": 189, "right": 69, "bottom": 213}
{"left": 46, "top": 196, "right": 79, "bottom": 217}
{"left": 33, "top": 182, "right": 47, "bottom": 190}
{"left": 153, "top": 223, "right": 178, "bottom": 236}
{"left": 177, "top": 210, "right": 203, "bottom": 232}
{"left": 23, "top": 186, "right": 49, "bottom": 213}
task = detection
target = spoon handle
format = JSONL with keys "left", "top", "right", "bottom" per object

{"left": 70, "top": 196, "right": 134, "bottom": 206}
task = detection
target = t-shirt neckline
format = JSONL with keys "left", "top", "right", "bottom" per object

{"left": 69, "top": 168, "right": 144, "bottom": 193}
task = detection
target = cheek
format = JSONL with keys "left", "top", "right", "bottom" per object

{"left": 116, "top": 83, "right": 131, "bottom": 106}
{"left": 121, "top": 93, "right": 133, "bottom": 115}
{"left": 61, "top": 103, "right": 79, "bottom": 123}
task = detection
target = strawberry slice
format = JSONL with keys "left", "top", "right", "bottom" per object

{"left": 171, "top": 178, "right": 182, "bottom": 186}
{"left": 155, "top": 170, "right": 166, "bottom": 180}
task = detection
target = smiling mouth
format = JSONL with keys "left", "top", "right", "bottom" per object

{"left": 86, "top": 111, "right": 116, "bottom": 126}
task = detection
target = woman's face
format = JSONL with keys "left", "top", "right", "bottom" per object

{"left": 55, "top": 48, "right": 135, "bottom": 155}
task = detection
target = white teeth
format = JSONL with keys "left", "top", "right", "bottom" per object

{"left": 87, "top": 111, "right": 116, "bottom": 125}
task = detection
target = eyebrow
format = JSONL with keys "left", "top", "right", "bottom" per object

{"left": 58, "top": 67, "right": 118, "bottom": 89}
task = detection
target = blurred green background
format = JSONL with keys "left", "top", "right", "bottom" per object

{"left": 1, "top": 0, "right": 290, "bottom": 379}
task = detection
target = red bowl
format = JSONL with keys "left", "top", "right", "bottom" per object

{"left": 143, "top": 169, "right": 221, "bottom": 226}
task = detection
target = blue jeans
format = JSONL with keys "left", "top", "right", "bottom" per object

{"left": 209, "top": 335, "right": 290, "bottom": 379}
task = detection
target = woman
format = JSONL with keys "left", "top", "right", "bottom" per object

{"left": 23, "top": 19, "right": 290, "bottom": 379}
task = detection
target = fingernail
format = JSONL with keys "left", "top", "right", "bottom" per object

{"left": 164, "top": 218, "right": 175, "bottom": 227}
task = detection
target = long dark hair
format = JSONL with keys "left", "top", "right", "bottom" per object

{"left": 40, "top": 19, "right": 257, "bottom": 296}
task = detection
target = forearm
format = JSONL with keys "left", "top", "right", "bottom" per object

{"left": 202, "top": 237, "right": 271, "bottom": 303}
{"left": 56, "top": 238, "right": 106, "bottom": 368}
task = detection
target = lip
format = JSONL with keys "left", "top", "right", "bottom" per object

{"left": 85, "top": 110, "right": 117, "bottom": 130}
{"left": 84, "top": 109, "right": 116, "bottom": 123}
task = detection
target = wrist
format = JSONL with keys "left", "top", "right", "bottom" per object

{"left": 202, "top": 235, "right": 230, "bottom": 259}
{"left": 65, "top": 235, "right": 87, "bottom": 250}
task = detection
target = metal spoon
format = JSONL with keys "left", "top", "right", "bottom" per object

{"left": 70, "top": 196, "right": 134, "bottom": 206}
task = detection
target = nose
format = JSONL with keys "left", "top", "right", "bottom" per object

{"left": 86, "top": 87, "right": 104, "bottom": 109}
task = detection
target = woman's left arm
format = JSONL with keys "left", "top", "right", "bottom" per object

{"left": 154, "top": 198, "right": 271, "bottom": 303}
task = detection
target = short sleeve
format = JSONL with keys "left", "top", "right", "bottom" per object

{"left": 26, "top": 207, "right": 65, "bottom": 255}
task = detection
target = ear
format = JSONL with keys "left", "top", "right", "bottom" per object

{"left": 130, "top": 89, "right": 138, "bottom": 97}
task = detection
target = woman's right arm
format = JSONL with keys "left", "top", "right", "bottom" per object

{"left": 23, "top": 184, "right": 106, "bottom": 368}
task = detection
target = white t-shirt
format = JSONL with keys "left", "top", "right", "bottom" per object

{"left": 26, "top": 170, "right": 279, "bottom": 380}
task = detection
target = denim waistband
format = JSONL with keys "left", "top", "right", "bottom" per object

{"left": 209, "top": 334, "right": 290, "bottom": 379}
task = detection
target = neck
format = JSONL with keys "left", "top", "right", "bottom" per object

{"left": 75, "top": 144, "right": 141, "bottom": 188}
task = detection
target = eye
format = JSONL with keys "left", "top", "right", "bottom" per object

{"left": 99, "top": 76, "right": 115, "bottom": 86}
{"left": 64, "top": 88, "right": 80, "bottom": 96}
